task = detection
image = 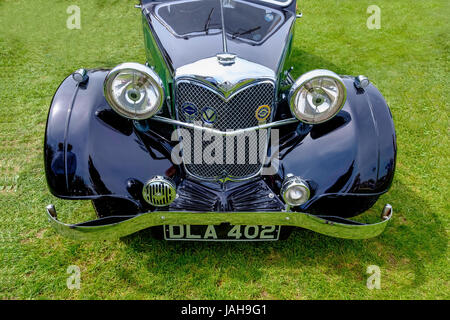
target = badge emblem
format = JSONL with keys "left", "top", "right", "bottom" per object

{"left": 201, "top": 107, "right": 217, "bottom": 124}
{"left": 218, "top": 81, "right": 234, "bottom": 92}
{"left": 255, "top": 105, "right": 271, "bottom": 122}
{"left": 181, "top": 103, "right": 198, "bottom": 120}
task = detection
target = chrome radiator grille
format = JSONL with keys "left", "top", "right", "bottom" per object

{"left": 175, "top": 80, "right": 275, "bottom": 180}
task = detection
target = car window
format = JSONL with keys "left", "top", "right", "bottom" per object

{"left": 155, "top": 0, "right": 285, "bottom": 44}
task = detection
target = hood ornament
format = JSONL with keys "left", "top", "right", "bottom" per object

{"left": 217, "top": 53, "right": 236, "bottom": 66}
{"left": 216, "top": 0, "right": 236, "bottom": 66}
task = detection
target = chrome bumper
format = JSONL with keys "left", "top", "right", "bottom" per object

{"left": 46, "top": 204, "right": 393, "bottom": 241}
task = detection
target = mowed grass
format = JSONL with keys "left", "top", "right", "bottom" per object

{"left": 0, "top": 0, "right": 448, "bottom": 299}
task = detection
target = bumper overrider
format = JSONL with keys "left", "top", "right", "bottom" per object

{"left": 46, "top": 204, "right": 393, "bottom": 241}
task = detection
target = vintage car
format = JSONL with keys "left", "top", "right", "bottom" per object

{"left": 44, "top": 0, "right": 396, "bottom": 241}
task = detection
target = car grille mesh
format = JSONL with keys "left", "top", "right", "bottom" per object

{"left": 175, "top": 80, "right": 275, "bottom": 180}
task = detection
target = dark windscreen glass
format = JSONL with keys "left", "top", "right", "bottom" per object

{"left": 155, "top": 0, "right": 284, "bottom": 43}
{"left": 224, "top": 1, "right": 283, "bottom": 43}
{"left": 157, "top": 0, "right": 223, "bottom": 36}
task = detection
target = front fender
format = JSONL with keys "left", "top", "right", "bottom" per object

{"left": 45, "top": 71, "right": 396, "bottom": 217}
{"left": 279, "top": 77, "right": 396, "bottom": 212}
{"left": 44, "top": 70, "right": 176, "bottom": 209}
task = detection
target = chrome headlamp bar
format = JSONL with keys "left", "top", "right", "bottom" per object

{"left": 46, "top": 204, "right": 393, "bottom": 241}
{"left": 150, "top": 115, "right": 299, "bottom": 137}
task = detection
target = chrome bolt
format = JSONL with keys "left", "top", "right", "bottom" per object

{"left": 268, "top": 193, "right": 275, "bottom": 199}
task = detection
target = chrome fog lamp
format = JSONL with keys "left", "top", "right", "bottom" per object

{"left": 281, "top": 175, "right": 310, "bottom": 207}
{"left": 289, "top": 69, "right": 347, "bottom": 124}
{"left": 142, "top": 176, "right": 177, "bottom": 207}
{"left": 104, "top": 62, "right": 165, "bottom": 120}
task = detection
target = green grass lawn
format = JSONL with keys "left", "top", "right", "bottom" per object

{"left": 0, "top": 0, "right": 448, "bottom": 299}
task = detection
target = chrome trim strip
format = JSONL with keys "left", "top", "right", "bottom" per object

{"left": 63, "top": 84, "right": 80, "bottom": 190}
{"left": 151, "top": 116, "right": 298, "bottom": 136}
{"left": 46, "top": 204, "right": 393, "bottom": 241}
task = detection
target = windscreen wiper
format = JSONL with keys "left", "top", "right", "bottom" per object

{"left": 204, "top": 8, "right": 215, "bottom": 34}
{"left": 231, "top": 26, "right": 261, "bottom": 39}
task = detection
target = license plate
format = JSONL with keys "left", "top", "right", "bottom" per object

{"left": 164, "top": 224, "right": 281, "bottom": 241}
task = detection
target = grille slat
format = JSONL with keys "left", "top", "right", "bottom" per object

{"left": 176, "top": 80, "right": 275, "bottom": 180}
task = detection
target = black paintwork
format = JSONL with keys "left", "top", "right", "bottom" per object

{"left": 44, "top": 0, "right": 396, "bottom": 218}
{"left": 44, "top": 70, "right": 396, "bottom": 216}
{"left": 45, "top": 71, "right": 178, "bottom": 208}
{"left": 142, "top": 0, "right": 296, "bottom": 73}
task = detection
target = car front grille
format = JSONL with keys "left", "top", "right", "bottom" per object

{"left": 175, "top": 80, "right": 275, "bottom": 180}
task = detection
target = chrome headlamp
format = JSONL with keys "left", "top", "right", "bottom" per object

{"left": 104, "top": 62, "right": 165, "bottom": 120}
{"left": 289, "top": 69, "right": 347, "bottom": 124}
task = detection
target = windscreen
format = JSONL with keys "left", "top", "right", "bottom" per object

{"left": 155, "top": 0, "right": 284, "bottom": 44}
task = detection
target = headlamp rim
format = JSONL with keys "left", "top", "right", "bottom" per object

{"left": 104, "top": 62, "right": 165, "bottom": 120}
{"left": 288, "top": 69, "right": 347, "bottom": 125}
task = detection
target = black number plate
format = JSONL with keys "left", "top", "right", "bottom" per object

{"left": 164, "top": 224, "right": 281, "bottom": 241}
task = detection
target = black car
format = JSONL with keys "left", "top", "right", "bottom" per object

{"left": 44, "top": 0, "right": 396, "bottom": 241}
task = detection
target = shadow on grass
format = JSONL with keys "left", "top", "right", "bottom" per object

{"left": 119, "top": 179, "right": 446, "bottom": 294}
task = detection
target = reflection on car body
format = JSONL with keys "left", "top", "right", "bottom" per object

{"left": 44, "top": 0, "right": 396, "bottom": 241}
